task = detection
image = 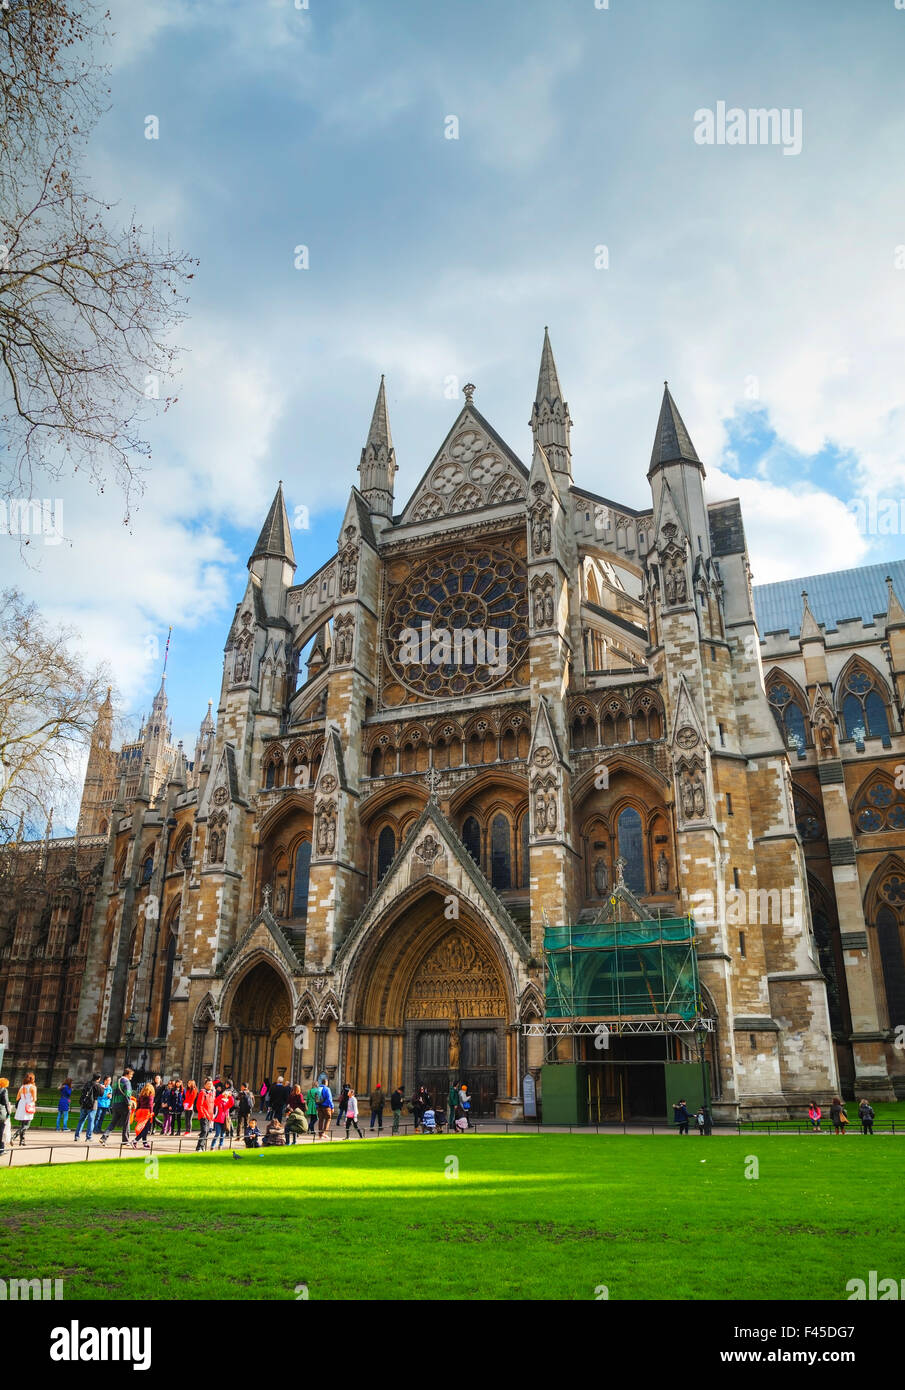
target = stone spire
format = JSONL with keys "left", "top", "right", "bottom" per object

{"left": 886, "top": 574, "right": 905, "bottom": 630}
{"left": 249, "top": 482, "right": 296, "bottom": 568}
{"left": 358, "top": 376, "right": 397, "bottom": 519}
{"left": 530, "top": 328, "right": 572, "bottom": 483}
{"left": 648, "top": 383, "right": 702, "bottom": 479}
{"left": 799, "top": 590, "right": 823, "bottom": 644}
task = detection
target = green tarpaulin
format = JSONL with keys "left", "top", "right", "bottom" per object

{"left": 544, "top": 918, "right": 700, "bottom": 1021}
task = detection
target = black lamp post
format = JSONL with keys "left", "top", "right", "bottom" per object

{"left": 695, "top": 1016, "right": 713, "bottom": 1135}
{"left": 124, "top": 1013, "right": 137, "bottom": 1071}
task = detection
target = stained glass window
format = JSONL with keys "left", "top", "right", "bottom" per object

{"left": 842, "top": 668, "right": 890, "bottom": 741}
{"left": 377, "top": 826, "right": 395, "bottom": 882}
{"left": 462, "top": 816, "right": 481, "bottom": 865}
{"left": 877, "top": 906, "right": 905, "bottom": 1031}
{"left": 490, "top": 814, "right": 511, "bottom": 890}
{"left": 617, "top": 807, "right": 645, "bottom": 894}
{"left": 292, "top": 841, "right": 312, "bottom": 917}
{"left": 767, "top": 680, "right": 809, "bottom": 752}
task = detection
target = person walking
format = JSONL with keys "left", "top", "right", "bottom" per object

{"left": 829, "top": 1097, "right": 849, "bottom": 1135}
{"left": 807, "top": 1102, "right": 822, "bottom": 1133}
{"left": 391, "top": 1085, "right": 405, "bottom": 1135}
{"left": 306, "top": 1080, "right": 320, "bottom": 1134}
{"left": 74, "top": 1074, "right": 103, "bottom": 1141}
{"left": 458, "top": 1083, "right": 471, "bottom": 1129}
{"left": 100, "top": 1069, "right": 135, "bottom": 1147}
{"left": 14, "top": 1072, "right": 38, "bottom": 1145}
{"left": 369, "top": 1083, "right": 385, "bottom": 1133}
{"left": 56, "top": 1078, "right": 73, "bottom": 1131}
{"left": 672, "top": 1098, "right": 690, "bottom": 1136}
{"left": 0, "top": 1077, "right": 12, "bottom": 1156}
{"left": 336, "top": 1082, "right": 351, "bottom": 1127}
{"left": 131, "top": 1084, "right": 156, "bottom": 1148}
{"left": 211, "top": 1086, "right": 234, "bottom": 1149}
{"left": 195, "top": 1078, "right": 216, "bottom": 1151}
{"left": 344, "top": 1087, "right": 365, "bottom": 1139}
{"left": 93, "top": 1076, "right": 113, "bottom": 1139}
{"left": 260, "top": 1079, "right": 271, "bottom": 1118}
{"left": 268, "top": 1076, "right": 289, "bottom": 1123}
{"left": 317, "top": 1077, "right": 334, "bottom": 1139}
{"left": 236, "top": 1084, "right": 254, "bottom": 1139}
{"left": 447, "top": 1083, "right": 458, "bottom": 1132}
{"left": 695, "top": 1107, "right": 706, "bottom": 1136}
{"left": 183, "top": 1080, "right": 198, "bottom": 1134}
{"left": 858, "top": 1099, "right": 875, "bottom": 1135}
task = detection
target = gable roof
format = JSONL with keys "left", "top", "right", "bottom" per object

{"left": 396, "top": 402, "right": 528, "bottom": 526}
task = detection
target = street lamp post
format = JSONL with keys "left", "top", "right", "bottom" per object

{"left": 695, "top": 1017, "right": 713, "bottom": 1135}
{"left": 124, "top": 1013, "right": 137, "bottom": 1072}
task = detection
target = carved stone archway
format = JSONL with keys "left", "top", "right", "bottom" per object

{"left": 220, "top": 959, "right": 294, "bottom": 1089}
{"left": 342, "top": 888, "right": 516, "bottom": 1115}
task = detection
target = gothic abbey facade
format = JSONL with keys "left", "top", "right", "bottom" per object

{"left": 3, "top": 332, "right": 904, "bottom": 1115}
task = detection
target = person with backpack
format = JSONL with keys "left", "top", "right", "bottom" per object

{"left": 100, "top": 1069, "right": 135, "bottom": 1147}
{"left": 317, "top": 1078, "right": 334, "bottom": 1138}
{"left": 183, "top": 1080, "right": 198, "bottom": 1134}
{"left": 858, "top": 1099, "right": 875, "bottom": 1135}
{"left": 74, "top": 1074, "right": 103, "bottom": 1141}
{"left": 830, "top": 1097, "right": 849, "bottom": 1135}
{"left": 14, "top": 1072, "right": 38, "bottom": 1145}
{"left": 285, "top": 1091, "right": 309, "bottom": 1144}
{"left": 131, "top": 1084, "right": 156, "bottom": 1148}
{"left": 168, "top": 1079, "right": 185, "bottom": 1135}
{"left": 56, "top": 1078, "right": 73, "bottom": 1131}
{"left": 336, "top": 1082, "right": 351, "bottom": 1127}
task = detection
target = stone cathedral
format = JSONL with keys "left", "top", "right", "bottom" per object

{"left": 4, "top": 331, "right": 905, "bottom": 1117}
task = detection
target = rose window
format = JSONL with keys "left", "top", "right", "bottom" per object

{"left": 383, "top": 545, "right": 529, "bottom": 698}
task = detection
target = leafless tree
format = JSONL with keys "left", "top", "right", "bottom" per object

{"left": 0, "top": 0, "right": 195, "bottom": 523}
{"left": 0, "top": 586, "right": 115, "bottom": 839}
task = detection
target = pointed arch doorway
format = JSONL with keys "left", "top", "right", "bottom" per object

{"left": 344, "top": 890, "right": 514, "bottom": 1116}
{"left": 221, "top": 960, "right": 293, "bottom": 1089}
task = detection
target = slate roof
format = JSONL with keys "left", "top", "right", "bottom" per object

{"left": 753, "top": 559, "right": 905, "bottom": 637}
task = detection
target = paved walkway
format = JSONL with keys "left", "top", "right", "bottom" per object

{"left": 3, "top": 1111, "right": 898, "bottom": 1165}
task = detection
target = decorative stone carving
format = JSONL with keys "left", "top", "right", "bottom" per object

{"left": 656, "top": 850, "right": 670, "bottom": 892}
{"left": 415, "top": 834, "right": 442, "bottom": 864}
{"left": 594, "top": 857, "right": 609, "bottom": 896}
{"left": 334, "top": 613, "right": 355, "bottom": 664}
{"left": 676, "top": 726, "right": 699, "bottom": 751}
{"left": 339, "top": 527, "right": 359, "bottom": 595}
{"left": 316, "top": 800, "right": 337, "bottom": 855}
{"left": 404, "top": 931, "right": 505, "bottom": 1021}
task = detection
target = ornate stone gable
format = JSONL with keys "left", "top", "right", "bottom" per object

{"left": 399, "top": 403, "right": 527, "bottom": 526}
{"left": 405, "top": 930, "right": 506, "bottom": 1020}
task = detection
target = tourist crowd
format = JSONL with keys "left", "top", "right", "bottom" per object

{"left": 0, "top": 1071, "right": 475, "bottom": 1153}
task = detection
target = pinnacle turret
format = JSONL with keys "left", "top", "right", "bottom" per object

{"left": 530, "top": 328, "right": 572, "bottom": 482}
{"left": 648, "top": 383, "right": 702, "bottom": 478}
{"left": 249, "top": 482, "right": 296, "bottom": 568}
{"left": 358, "top": 376, "right": 397, "bottom": 518}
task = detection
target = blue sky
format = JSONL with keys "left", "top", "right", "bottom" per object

{"left": 7, "top": 0, "right": 905, "bottom": 761}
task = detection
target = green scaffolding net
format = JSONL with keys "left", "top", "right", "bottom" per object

{"left": 544, "top": 918, "right": 700, "bottom": 1020}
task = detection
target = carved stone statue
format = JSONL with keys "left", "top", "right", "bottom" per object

{"left": 534, "top": 591, "right": 545, "bottom": 627}
{"left": 615, "top": 856, "right": 626, "bottom": 888}
{"left": 544, "top": 792, "right": 557, "bottom": 832}
{"left": 594, "top": 857, "right": 609, "bottom": 896}
{"left": 693, "top": 778, "right": 706, "bottom": 818}
{"left": 534, "top": 790, "right": 547, "bottom": 835}
{"left": 665, "top": 567, "right": 676, "bottom": 605}
{"left": 674, "top": 567, "right": 687, "bottom": 603}
{"left": 680, "top": 776, "right": 694, "bottom": 819}
{"left": 656, "top": 850, "right": 669, "bottom": 892}
{"left": 543, "top": 590, "right": 555, "bottom": 626}
{"left": 275, "top": 884, "right": 286, "bottom": 915}
{"left": 449, "top": 1005, "right": 461, "bottom": 1072}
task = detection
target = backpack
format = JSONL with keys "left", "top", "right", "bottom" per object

{"left": 81, "top": 1080, "right": 97, "bottom": 1108}
{"left": 320, "top": 1085, "right": 331, "bottom": 1106}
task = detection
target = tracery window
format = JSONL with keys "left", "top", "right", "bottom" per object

{"left": 793, "top": 788, "right": 824, "bottom": 842}
{"left": 462, "top": 816, "right": 481, "bottom": 865}
{"left": 382, "top": 543, "right": 529, "bottom": 700}
{"left": 520, "top": 812, "right": 530, "bottom": 889}
{"left": 840, "top": 666, "right": 890, "bottom": 743}
{"left": 291, "top": 841, "right": 312, "bottom": 917}
{"left": 141, "top": 854, "right": 154, "bottom": 884}
{"left": 854, "top": 777, "right": 905, "bottom": 834}
{"left": 767, "top": 680, "right": 808, "bottom": 753}
{"left": 876, "top": 902, "right": 905, "bottom": 1029}
{"left": 617, "top": 806, "right": 645, "bottom": 893}
{"left": 377, "top": 826, "right": 396, "bottom": 882}
{"left": 490, "top": 814, "right": 512, "bottom": 890}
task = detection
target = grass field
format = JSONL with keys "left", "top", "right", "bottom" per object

{"left": 1, "top": 1133, "right": 903, "bottom": 1300}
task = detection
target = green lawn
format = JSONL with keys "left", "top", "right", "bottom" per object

{"left": 1, "top": 1134, "right": 903, "bottom": 1300}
